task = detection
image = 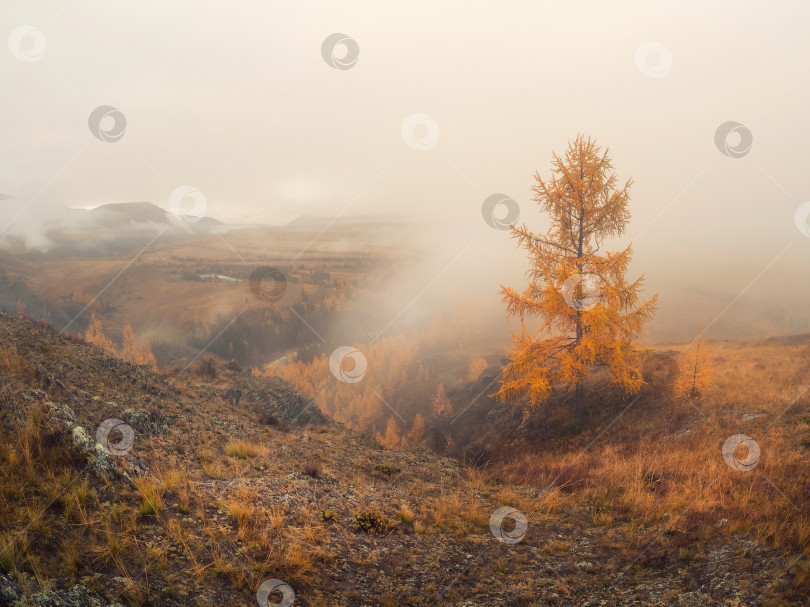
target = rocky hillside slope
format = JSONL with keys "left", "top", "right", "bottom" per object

{"left": 0, "top": 313, "right": 805, "bottom": 606}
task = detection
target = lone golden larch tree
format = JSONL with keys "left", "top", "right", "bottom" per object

{"left": 497, "top": 135, "right": 657, "bottom": 414}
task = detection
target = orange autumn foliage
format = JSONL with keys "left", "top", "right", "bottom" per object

{"left": 85, "top": 313, "right": 117, "bottom": 356}
{"left": 497, "top": 135, "right": 657, "bottom": 411}
{"left": 377, "top": 416, "right": 402, "bottom": 449}
{"left": 432, "top": 383, "right": 452, "bottom": 417}
{"left": 407, "top": 412, "right": 425, "bottom": 446}
{"left": 121, "top": 324, "right": 158, "bottom": 371}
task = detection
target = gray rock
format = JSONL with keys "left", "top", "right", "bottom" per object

{"left": 121, "top": 408, "right": 168, "bottom": 437}
{"left": 246, "top": 376, "right": 330, "bottom": 429}
{"left": 0, "top": 574, "right": 23, "bottom": 604}
{"left": 0, "top": 575, "right": 124, "bottom": 607}
{"left": 43, "top": 402, "right": 129, "bottom": 482}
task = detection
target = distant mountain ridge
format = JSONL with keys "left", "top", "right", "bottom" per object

{"left": 0, "top": 197, "right": 416, "bottom": 254}
{"left": 83, "top": 201, "right": 224, "bottom": 231}
{"left": 79, "top": 205, "right": 407, "bottom": 230}
{"left": 284, "top": 213, "right": 414, "bottom": 228}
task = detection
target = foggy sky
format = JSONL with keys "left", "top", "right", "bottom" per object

{"left": 2, "top": 0, "right": 810, "bottom": 342}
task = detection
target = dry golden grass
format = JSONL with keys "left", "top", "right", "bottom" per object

{"left": 2, "top": 314, "right": 808, "bottom": 604}
{"left": 133, "top": 476, "right": 164, "bottom": 517}
{"left": 464, "top": 467, "right": 488, "bottom": 492}
{"left": 397, "top": 504, "right": 414, "bottom": 523}
{"left": 491, "top": 338, "right": 810, "bottom": 564}
{"left": 0, "top": 344, "right": 36, "bottom": 386}
{"left": 202, "top": 460, "right": 231, "bottom": 480}
{"left": 225, "top": 439, "right": 260, "bottom": 460}
{"left": 268, "top": 505, "right": 286, "bottom": 533}
{"left": 227, "top": 499, "right": 256, "bottom": 530}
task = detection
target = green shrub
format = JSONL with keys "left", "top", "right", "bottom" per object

{"left": 351, "top": 510, "right": 388, "bottom": 535}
